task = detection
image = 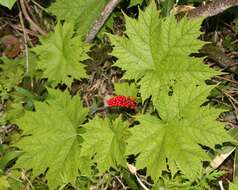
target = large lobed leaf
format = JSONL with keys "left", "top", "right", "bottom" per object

{"left": 15, "top": 89, "right": 89, "bottom": 189}
{"left": 126, "top": 84, "right": 232, "bottom": 179}
{"left": 110, "top": 2, "right": 219, "bottom": 109}
{"left": 33, "top": 22, "right": 90, "bottom": 86}
{"left": 81, "top": 117, "right": 130, "bottom": 172}
{"left": 48, "top": 0, "right": 108, "bottom": 37}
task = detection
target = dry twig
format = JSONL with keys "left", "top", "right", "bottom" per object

{"left": 19, "top": 10, "right": 29, "bottom": 74}
{"left": 19, "top": 0, "right": 47, "bottom": 36}
{"left": 127, "top": 163, "right": 150, "bottom": 190}
{"left": 115, "top": 176, "right": 127, "bottom": 189}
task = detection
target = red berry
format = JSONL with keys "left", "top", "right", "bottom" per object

{"left": 106, "top": 95, "right": 136, "bottom": 109}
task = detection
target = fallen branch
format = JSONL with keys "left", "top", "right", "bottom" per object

{"left": 85, "top": 0, "right": 122, "bottom": 43}
{"left": 187, "top": 0, "right": 238, "bottom": 18}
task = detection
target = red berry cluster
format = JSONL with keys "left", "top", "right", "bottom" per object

{"left": 107, "top": 96, "right": 136, "bottom": 109}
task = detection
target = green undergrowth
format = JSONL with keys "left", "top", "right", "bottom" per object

{"left": 0, "top": 0, "right": 236, "bottom": 189}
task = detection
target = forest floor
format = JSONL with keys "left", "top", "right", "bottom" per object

{"left": 1, "top": 0, "right": 238, "bottom": 190}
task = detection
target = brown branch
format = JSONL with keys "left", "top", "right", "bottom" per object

{"left": 13, "top": 24, "right": 39, "bottom": 37}
{"left": 86, "top": 0, "right": 122, "bottom": 43}
{"left": 19, "top": 0, "right": 47, "bottom": 36}
{"left": 187, "top": 0, "right": 238, "bottom": 19}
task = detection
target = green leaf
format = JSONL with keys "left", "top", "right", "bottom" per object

{"left": 0, "top": 176, "right": 10, "bottom": 190}
{"left": 81, "top": 117, "right": 130, "bottom": 172}
{"left": 229, "top": 181, "right": 238, "bottom": 190}
{"left": 114, "top": 82, "right": 138, "bottom": 97}
{"left": 110, "top": 2, "right": 219, "bottom": 109}
{"left": 126, "top": 84, "right": 232, "bottom": 180}
{"left": 7, "top": 170, "right": 22, "bottom": 190}
{"left": 161, "top": 0, "right": 175, "bottom": 16}
{"left": 15, "top": 89, "right": 89, "bottom": 189}
{"left": 0, "top": 56, "right": 25, "bottom": 91}
{"left": 0, "top": 0, "right": 16, "bottom": 9}
{"left": 204, "top": 170, "right": 224, "bottom": 182}
{"left": 0, "top": 151, "right": 23, "bottom": 171}
{"left": 32, "top": 22, "right": 90, "bottom": 86}
{"left": 48, "top": 0, "right": 108, "bottom": 37}
{"left": 129, "top": 0, "right": 143, "bottom": 7}
{"left": 0, "top": 103, "right": 25, "bottom": 125}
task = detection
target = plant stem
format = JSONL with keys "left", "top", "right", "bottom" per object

{"left": 135, "top": 174, "right": 150, "bottom": 190}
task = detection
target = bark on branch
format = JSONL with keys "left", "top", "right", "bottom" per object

{"left": 187, "top": 0, "right": 238, "bottom": 19}
{"left": 85, "top": 0, "right": 122, "bottom": 43}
